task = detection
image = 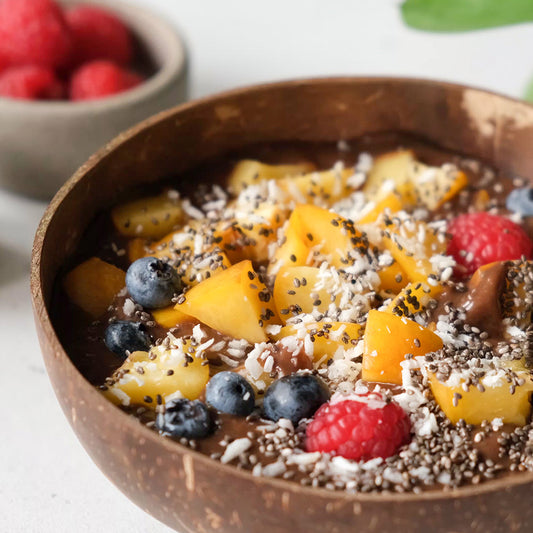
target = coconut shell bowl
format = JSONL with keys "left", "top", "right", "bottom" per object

{"left": 31, "top": 78, "right": 533, "bottom": 532}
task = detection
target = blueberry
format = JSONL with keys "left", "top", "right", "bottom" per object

{"left": 205, "top": 371, "right": 255, "bottom": 416}
{"left": 126, "top": 257, "right": 181, "bottom": 309}
{"left": 155, "top": 399, "right": 214, "bottom": 439}
{"left": 104, "top": 320, "right": 151, "bottom": 359}
{"left": 506, "top": 188, "right": 533, "bottom": 216}
{"left": 263, "top": 374, "right": 330, "bottom": 425}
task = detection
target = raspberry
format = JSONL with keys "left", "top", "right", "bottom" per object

{"left": 305, "top": 395, "right": 411, "bottom": 461}
{"left": 69, "top": 60, "right": 143, "bottom": 101}
{"left": 0, "top": 0, "right": 73, "bottom": 69}
{"left": 0, "top": 65, "right": 63, "bottom": 100}
{"left": 447, "top": 212, "right": 533, "bottom": 278}
{"left": 65, "top": 5, "right": 133, "bottom": 67}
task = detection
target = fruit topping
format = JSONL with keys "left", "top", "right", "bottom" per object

{"left": 205, "top": 371, "right": 255, "bottom": 416}
{"left": 305, "top": 394, "right": 411, "bottom": 461}
{"left": 69, "top": 60, "right": 143, "bottom": 101}
{"left": 155, "top": 398, "right": 214, "bottom": 440}
{"left": 447, "top": 212, "right": 533, "bottom": 278}
{"left": 63, "top": 257, "right": 125, "bottom": 318}
{"left": 0, "top": 65, "right": 63, "bottom": 100}
{"left": 0, "top": 0, "right": 73, "bottom": 70}
{"left": 125, "top": 257, "right": 181, "bottom": 309}
{"left": 263, "top": 374, "right": 330, "bottom": 424}
{"left": 65, "top": 5, "right": 133, "bottom": 67}
{"left": 103, "top": 321, "right": 151, "bottom": 359}
{"left": 506, "top": 188, "right": 533, "bottom": 216}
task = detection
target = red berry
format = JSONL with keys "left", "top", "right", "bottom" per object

{"left": 0, "top": 65, "right": 63, "bottom": 100}
{"left": 447, "top": 212, "right": 533, "bottom": 278}
{"left": 305, "top": 395, "right": 411, "bottom": 461}
{"left": 65, "top": 5, "right": 133, "bottom": 67}
{"left": 0, "top": 0, "right": 73, "bottom": 69}
{"left": 69, "top": 60, "right": 143, "bottom": 101}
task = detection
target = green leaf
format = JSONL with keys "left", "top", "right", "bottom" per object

{"left": 401, "top": 0, "right": 533, "bottom": 32}
{"left": 524, "top": 76, "right": 533, "bottom": 103}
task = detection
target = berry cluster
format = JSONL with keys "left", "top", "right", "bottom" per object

{"left": 0, "top": 0, "right": 144, "bottom": 101}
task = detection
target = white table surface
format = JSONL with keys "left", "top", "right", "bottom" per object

{"left": 2, "top": 1, "right": 533, "bottom": 531}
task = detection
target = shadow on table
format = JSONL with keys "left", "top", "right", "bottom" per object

{"left": 0, "top": 242, "right": 31, "bottom": 285}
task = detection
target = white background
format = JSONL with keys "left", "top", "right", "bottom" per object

{"left": 2, "top": 1, "right": 533, "bottom": 531}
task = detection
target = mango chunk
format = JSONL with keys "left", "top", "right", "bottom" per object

{"left": 386, "top": 281, "right": 442, "bottom": 317}
{"left": 151, "top": 306, "right": 194, "bottom": 329}
{"left": 273, "top": 266, "right": 335, "bottom": 322}
{"left": 428, "top": 370, "right": 533, "bottom": 425}
{"left": 378, "top": 260, "right": 409, "bottom": 294}
{"left": 363, "top": 150, "right": 415, "bottom": 203}
{"left": 381, "top": 216, "right": 447, "bottom": 284}
{"left": 408, "top": 161, "right": 468, "bottom": 211}
{"left": 271, "top": 322, "right": 363, "bottom": 365}
{"left": 277, "top": 166, "right": 356, "bottom": 205}
{"left": 358, "top": 192, "right": 403, "bottom": 224}
{"left": 127, "top": 238, "right": 148, "bottom": 263}
{"left": 104, "top": 344, "right": 210, "bottom": 408}
{"left": 362, "top": 310, "right": 443, "bottom": 384}
{"left": 221, "top": 204, "right": 289, "bottom": 263}
{"left": 176, "top": 260, "right": 278, "bottom": 343}
{"left": 63, "top": 257, "right": 125, "bottom": 318}
{"left": 111, "top": 191, "right": 185, "bottom": 239}
{"left": 228, "top": 160, "right": 315, "bottom": 193}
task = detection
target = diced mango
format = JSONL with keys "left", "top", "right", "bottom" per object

{"left": 358, "top": 192, "right": 403, "bottom": 224}
{"left": 111, "top": 191, "right": 185, "bottom": 239}
{"left": 386, "top": 282, "right": 442, "bottom": 317}
{"left": 63, "top": 257, "right": 125, "bottom": 318}
{"left": 273, "top": 266, "right": 334, "bottom": 322}
{"left": 127, "top": 238, "right": 148, "bottom": 263}
{"left": 381, "top": 216, "right": 446, "bottom": 284}
{"left": 228, "top": 160, "right": 316, "bottom": 193}
{"left": 176, "top": 260, "right": 278, "bottom": 343}
{"left": 363, "top": 150, "right": 415, "bottom": 203}
{"left": 104, "top": 344, "right": 210, "bottom": 407}
{"left": 378, "top": 260, "right": 409, "bottom": 294}
{"left": 408, "top": 162, "right": 468, "bottom": 211}
{"left": 362, "top": 310, "right": 443, "bottom": 384}
{"left": 221, "top": 204, "right": 289, "bottom": 263}
{"left": 152, "top": 306, "right": 194, "bottom": 329}
{"left": 271, "top": 322, "right": 363, "bottom": 365}
{"left": 277, "top": 167, "right": 355, "bottom": 205}
{"left": 428, "top": 370, "right": 533, "bottom": 425}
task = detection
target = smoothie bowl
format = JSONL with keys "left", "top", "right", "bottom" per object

{"left": 31, "top": 78, "right": 533, "bottom": 532}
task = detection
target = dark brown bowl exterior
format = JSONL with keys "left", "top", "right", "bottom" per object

{"left": 31, "top": 78, "right": 533, "bottom": 533}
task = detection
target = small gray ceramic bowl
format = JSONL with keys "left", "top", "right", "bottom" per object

{"left": 0, "top": 0, "right": 188, "bottom": 199}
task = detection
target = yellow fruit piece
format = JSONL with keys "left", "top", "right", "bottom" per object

{"left": 386, "top": 281, "right": 442, "bottom": 317}
{"left": 273, "top": 266, "right": 334, "bottom": 322}
{"left": 357, "top": 191, "right": 403, "bottom": 224}
{"left": 63, "top": 257, "right": 125, "bottom": 318}
{"left": 222, "top": 204, "right": 289, "bottom": 263}
{"left": 408, "top": 162, "right": 468, "bottom": 211}
{"left": 111, "top": 191, "right": 185, "bottom": 240}
{"left": 381, "top": 216, "right": 447, "bottom": 284}
{"left": 271, "top": 322, "right": 363, "bottom": 365}
{"left": 104, "top": 343, "right": 210, "bottom": 408}
{"left": 228, "top": 160, "right": 316, "bottom": 193}
{"left": 151, "top": 306, "right": 194, "bottom": 329}
{"left": 176, "top": 260, "right": 278, "bottom": 343}
{"left": 127, "top": 238, "right": 147, "bottom": 263}
{"left": 363, "top": 150, "right": 415, "bottom": 203}
{"left": 378, "top": 260, "right": 409, "bottom": 294}
{"left": 179, "top": 250, "right": 232, "bottom": 287}
{"left": 428, "top": 370, "right": 533, "bottom": 426}
{"left": 362, "top": 310, "right": 443, "bottom": 385}
{"left": 277, "top": 167, "right": 355, "bottom": 205}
